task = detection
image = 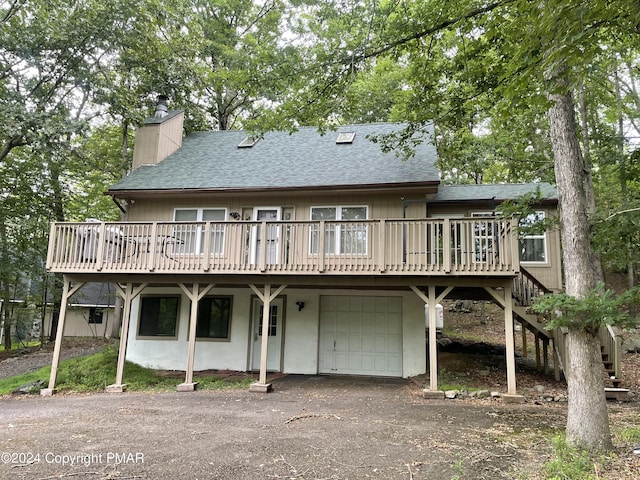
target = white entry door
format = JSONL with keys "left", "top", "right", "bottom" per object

{"left": 251, "top": 207, "right": 281, "bottom": 265}
{"left": 251, "top": 297, "right": 284, "bottom": 371}
{"left": 319, "top": 296, "right": 402, "bottom": 377}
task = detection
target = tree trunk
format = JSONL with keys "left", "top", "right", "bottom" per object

{"left": 547, "top": 72, "right": 613, "bottom": 451}
{"left": 577, "top": 83, "right": 603, "bottom": 284}
{"left": 564, "top": 327, "right": 613, "bottom": 451}
{"left": 613, "top": 62, "right": 635, "bottom": 289}
{"left": 48, "top": 163, "right": 66, "bottom": 342}
{"left": 0, "top": 207, "right": 11, "bottom": 350}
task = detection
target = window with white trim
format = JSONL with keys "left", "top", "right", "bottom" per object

{"left": 173, "top": 208, "right": 227, "bottom": 254}
{"left": 471, "top": 212, "right": 497, "bottom": 262}
{"left": 309, "top": 206, "right": 368, "bottom": 254}
{"left": 519, "top": 211, "right": 547, "bottom": 263}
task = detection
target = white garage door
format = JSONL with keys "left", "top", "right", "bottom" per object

{"left": 319, "top": 296, "right": 402, "bottom": 377}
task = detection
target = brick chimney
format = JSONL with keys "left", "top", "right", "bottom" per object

{"left": 132, "top": 96, "right": 184, "bottom": 170}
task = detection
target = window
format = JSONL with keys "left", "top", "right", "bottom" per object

{"left": 257, "top": 304, "right": 278, "bottom": 337}
{"left": 196, "top": 296, "right": 232, "bottom": 339}
{"left": 88, "top": 307, "right": 103, "bottom": 324}
{"left": 138, "top": 296, "right": 180, "bottom": 337}
{"left": 173, "top": 208, "right": 226, "bottom": 254}
{"left": 336, "top": 132, "right": 356, "bottom": 144}
{"left": 519, "top": 211, "right": 547, "bottom": 263}
{"left": 310, "top": 206, "right": 368, "bottom": 254}
{"left": 471, "top": 212, "right": 497, "bottom": 262}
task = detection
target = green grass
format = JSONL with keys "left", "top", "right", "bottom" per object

{"left": 0, "top": 346, "right": 253, "bottom": 395}
{"left": 437, "top": 368, "right": 487, "bottom": 392}
{"left": 620, "top": 425, "right": 640, "bottom": 444}
{"left": 0, "top": 340, "right": 42, "bottom": 353}
{"left": 542, "top": 435, "right": 609, "bottom": 480}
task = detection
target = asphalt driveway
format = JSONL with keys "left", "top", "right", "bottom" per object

{"left": 0, "top": 375, "right": 566, "bottom": 480}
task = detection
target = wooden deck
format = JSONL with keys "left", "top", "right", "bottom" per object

{"left": 46, "top": 217, "right": 520, "bottom": 276}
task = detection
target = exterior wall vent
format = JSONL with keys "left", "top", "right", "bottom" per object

{"left": 336, "top": 132, "right": 356, "bottom": 144}
{"left": 237, "top": 137, "right": 259, "bottom": 148}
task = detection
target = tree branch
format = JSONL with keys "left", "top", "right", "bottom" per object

{"left": 344, "top": 0, "right": 516, "bottom": 64}
{"left": 602, "top": 207, "right": 640, "bottom": 222}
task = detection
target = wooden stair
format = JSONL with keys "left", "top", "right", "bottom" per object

{"left": 602, "top": 346, "right": 630, "bottom": 401}
{"left": 512, "top": 268, "right": 628, "bottom": 400}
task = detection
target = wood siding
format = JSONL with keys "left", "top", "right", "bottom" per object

{"left": 131, "top": 113, "right": 184, "bottom": 170}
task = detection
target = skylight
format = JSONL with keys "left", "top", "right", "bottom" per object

{"left": 336, "top": 132, "right": 356, "bottom": 144}
{"left": 237, "top": 137, "right": 259, "bottom": 148}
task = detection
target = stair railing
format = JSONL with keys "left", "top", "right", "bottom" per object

{"left": 600, "top": 324, "right": 622, "bottom": 384}
{"left": 512, "top": 266, "right": 552, "bottom": 307}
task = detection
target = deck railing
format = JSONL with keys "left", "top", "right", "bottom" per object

{"left": 46, "top": 217, "right": 520, "bottom": 276}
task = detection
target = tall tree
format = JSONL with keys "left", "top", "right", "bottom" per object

{"left": 263, "top": 0, "right": 639, "bottom": 451}
{"left": 0, "top": 0, "right": 154, "bottom": 343}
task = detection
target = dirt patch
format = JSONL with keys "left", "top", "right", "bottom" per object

{"left": 0, "top": 338, "right": 113, "bottom": 380}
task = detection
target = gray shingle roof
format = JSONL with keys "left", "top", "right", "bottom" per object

{"left": 431, "top": 183, "right": 557, "bottom": 202}
{"left": 110, "top": 123, "right": 439, "bottom": 192}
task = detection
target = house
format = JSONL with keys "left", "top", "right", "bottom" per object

{"left": 42, "top": 103, "right": 572, "bottom": 397}
{"left": 41, "top": 283, "right": 116, "bottom": 338}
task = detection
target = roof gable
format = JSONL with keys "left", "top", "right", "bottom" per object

{"left": 110, "top": 123, "right": 439, "bottom": 193}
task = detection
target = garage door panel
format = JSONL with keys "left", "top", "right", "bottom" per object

{"left": 387, "top": 335, "right": 401, "bottom": 353}
{"left": 320, "top": 295, "right": 402, "bottom": 377}
{"left": 349, "top": 334, "right": 361, "bottom": 352}
{"left": 361, "top": 334, "right": 373, "bottom": 352}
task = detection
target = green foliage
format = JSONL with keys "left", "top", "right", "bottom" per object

{"left": 450, "top": 455, "right": 464, "bottom": 480}
{"left": 620, "top": 426, "right": 640, "bottom": 444}
{"left": 531, "top": 284, "right": 640, "bottom": 332}
{"left": 542, "top": 435, "right": 607, "bottom": 479}
{"left": 0, "top": 346, "right": 253, "bottom": 395}
{"left": 499, "top": 188, "right": 559, "bottom": 236}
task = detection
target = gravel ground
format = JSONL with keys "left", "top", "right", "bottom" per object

{"left": 1, "top": 376, "right": 571, "bottom": 480}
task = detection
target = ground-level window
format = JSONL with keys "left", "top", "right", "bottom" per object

{"left": 88, "top": 307, "right": 103, "bottom": 324}
{"left": 173, "top": 208, "right": 227, "bottom": 254}
{"left": 519, "top": 211, "right": 547, "bottom": 263}
{"left": 309, "top": 206, "right": 368, "bottom": 254}
{"left": 197, "top": 296, "right": 232, "bottom": 339}
{"left": 138, "top": 296, "right": 180, "bottom": 337}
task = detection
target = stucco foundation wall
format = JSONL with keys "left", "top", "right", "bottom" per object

{"left": 125, "top": 286, "right": 427, "bottom": 378}
{"left": 280, "top": 291, "right": 319, "bottom": 375}
{"left": 126, "top": 287, "right": 253, "bottom": 372}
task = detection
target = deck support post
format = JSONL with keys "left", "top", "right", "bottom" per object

{"left": 427, "top": 285, "right": 438, "bottom": 391}
{"left": 41, "top": 276, "right": 85, "bottom": 396}
{"left": 107, "top": 282, "right": 147, "bottom": 393}
{"left": 178, "top": 283, "right": 216, "bottom": 391}
{"left": 553, "top": 338, "right": 561, "bottom": 381}
{"left": 249, "top": 283, "right": 287, "bottom": 392}
{"left": 410, "top": 285, "right": 453, "bottom": 393}
{"left": 485, "top": 285, "right": 519, "bottom": 397}
{"left": 504, "top": 284, "right": 517, "bottom": 395}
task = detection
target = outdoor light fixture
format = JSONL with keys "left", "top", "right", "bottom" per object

{"left": 296, "top": 301, "right": 305, "bottom": 311}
